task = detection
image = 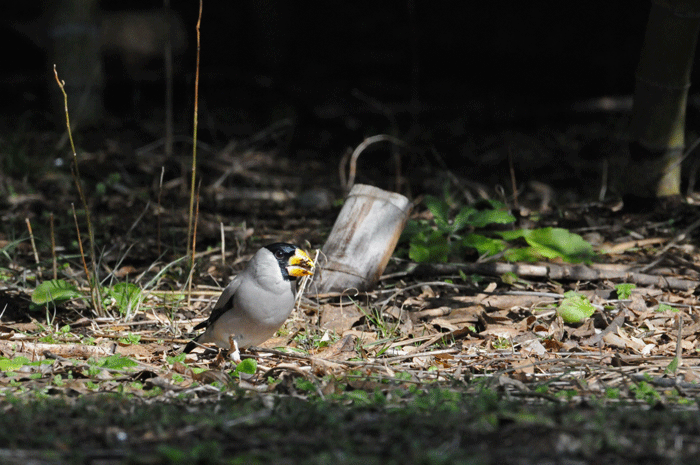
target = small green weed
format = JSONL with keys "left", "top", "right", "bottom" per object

{"left": 232, "top": 359, "right": 257, "bottom": 378}
{"left": 31, "top": 278, "right": 146, "bottom": 319}
{"left": 614, "top": 283, "right": 636, "bottom": 299}
{"left": 656, "top": 303, "right": 676, "bottom": 312}
{"left": 630, "top": 381, "right": 661, "bottom": 405}
{"left": 492, "top": 337, "right": 511, "bottom": 350}
{"left": 349, "top": 297, "right": 398, "bottom": 339}
{"left": 118, "top": 333, "right": 141, "bottom": 345}
{"left": 557, "top": 291, "right": 595, "bottom": 324}
{"left": 293, "top": 329, "right": 339, "bottom": 351}
{"left": 96, "top": 354, "right": 138, "bottom": 371}
{"left": 105, "top": 282, "right": 144, "bottom": 317}
{"left": 30, "top": 279, "right": 82, "bottom": 310}
{"left": 167, "top": 353, "right": 187, "bottom": 365}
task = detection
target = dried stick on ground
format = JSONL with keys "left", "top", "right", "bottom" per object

{"left": 411, "top": 262, "right": 698, "bottom": 291}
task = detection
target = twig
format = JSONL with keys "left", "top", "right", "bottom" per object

{"left": 188, "top": 179, "right": 202, "bottom": 305}
{"left": 429, "top": 148, "right": 476, "bottom": 204}
{"left": 639, "top": 215, "right": 700, "bottom": 273}
{"left": 135, "top": 136, "right": 215, "bottom": 157}
{"left": 163, "top": 0, "right": 174, "bottom": 158}
{"left": 602, "top": 237, "right": 667, "bottom": 254}
{"left": 674, "top": 313, "right": 683, "bottom": 376}
{"left": 24, "top": 219, "right": 40, "bottom": 279}
{"left": 186, "top": 0, "right": 203, "bottom": 261}
{"left": 582, "top": 310, "right": 626, "bottom": 346}
{"left": 296, "top": 249, "right": 318, "bottom": 309}
{"left": 338, "top": 148, "right": 351, "bottom": 191}
{"left": 126, "top": 200, "right": 150, "bottom": 238}
{"left": 377, "top": 347, "right": 459, "bottom": 364}
{"left": 157, "top": 166, "right": 164, "bottom": 258}
{"left": 408, "top": 262, "right": 698, "bottom": 291}
{"left": 220, "top": 221, "right": 225, "bottom": 265}
{"left": 599, "top": 158, "right": 608, "bottom": 201}
{"left": 71, "top": 203, "right": 91, "bottom": 290}
{"left": 350, "top": 90, "right": 404, "bottom": 191}
{"left": 50, "top": 213, "right": 57, "bottom": 280}
{"left": 54, "top": 65, "right": 102, "bottom": 315}
{"left": 376, "top": 281, "right": 474, "bottom": 311}
{"left": 508, "top": 146, "right": 518, "bottom": 210}
{"left": 345, "top": 134, "right": 411, "bottom": 192}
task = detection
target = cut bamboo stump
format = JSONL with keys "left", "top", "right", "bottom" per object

{"left": 311, "top": 184, "right": 412, "bottom": 294}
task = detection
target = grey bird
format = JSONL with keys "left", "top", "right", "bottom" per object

{"left": 183, "top": 243, "right": 314, "bottom": 360}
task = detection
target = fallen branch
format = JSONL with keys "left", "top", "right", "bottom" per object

{"left": 411, "top": 262, "right": 698, "bottom": 291}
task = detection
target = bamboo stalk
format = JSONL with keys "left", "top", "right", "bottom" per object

{"left": 628, "top": 0, "right": 700, "bottom": 197}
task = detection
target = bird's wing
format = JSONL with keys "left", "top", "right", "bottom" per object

{"left": 192, "top": 274, "right": 243, "bottom": 331}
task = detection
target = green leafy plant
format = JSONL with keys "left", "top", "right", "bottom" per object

{"left": 403, "top": 196, "right": 515, "bottom": 263}
{"left": 118, "top": 333, "right": 141, "bottom": 345}
{"left": 630, "top": 381, "right": 661, "bottom": 405}
{"left": 0, "top": 356, "right": 32, "bottom": 372}
{"left": 97, "top": 355, "right": 138, "bottom": 371}
{"left": 0, "top": 356, "right": 52, "bottom": 373}
{"left": 402, "top": 195, "right": 594, "bottom": 264}
{"left": 31, "top": 279, "right": 82, "bottom": 309}
{"left": 496, "top": 228, "right": 594, "bottom": 263}
{"left": 557, "top": 291, "right": 595, "bottom": 324}
{"left": 656, "top": 303, "right": 676, "bottom": 313}
{"left": 32, "top": 279, "right": 145, "bottom": 318}
{"left": 664, "top": 356, "right": 680, "bottom": 375}
{"left": 167, "top": 353, "right": 187, "bottom": 365}
{"left": 105, "top": 282, "right": 143, "bottom": 316}
{"left": 232, "top": 358, "right": 258, "bottom": 378}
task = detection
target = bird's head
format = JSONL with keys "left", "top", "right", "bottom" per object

{"left": 264, "top": 243, "right": 315, "bottom": 280}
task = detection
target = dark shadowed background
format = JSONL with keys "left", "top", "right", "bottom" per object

{"left": 4, "top": 1, "right": 695, "bottom": 202}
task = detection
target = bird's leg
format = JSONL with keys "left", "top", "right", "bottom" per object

{"left": 228, "top": 335, "right": 241, "bottom": 363}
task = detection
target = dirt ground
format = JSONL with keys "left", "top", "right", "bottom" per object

{"left": 1, "top": 105, "right": 700, "bottom": 463}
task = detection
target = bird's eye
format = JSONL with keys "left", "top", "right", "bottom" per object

{"left": 275, "top": 250, "right": 285, "bottom": 259}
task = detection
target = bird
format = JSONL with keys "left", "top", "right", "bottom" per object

{"left": 183, "top": 243, "right": 314, "bottom": 361}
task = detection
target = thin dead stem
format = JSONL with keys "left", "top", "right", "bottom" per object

{"left": 345, "top": 134, "right": 410, "bottom": 193}
{"left": 220, "top": 222, "right": 225, "bottom": 265}
{"left": 508, "top": 146, "right": 518, "bottom": 210}
{"left": 54, "top": 65, "right": 102, "bottom": 315}
{"left": 674, "top": 313, "right": 683, "bottom": 376}
{"left": 186, "top": 0, "right": 203, "bottom": 261}
{"left": 71, "top": 203, "right": 91, "bottom": 284}
{"left": 188, "top": 179, "right": 202, "bottom": 305}
{"left": 157, "top": 166, "right": 165, "bottom": 258}
{"left": 25, "top": 218, "right": 39, "bottom": 273}
{"left": 50, "top": 213, "right": 57, "bottom": 280}
{"left": 163, "top": 0, "right": 174, "bottom": 158}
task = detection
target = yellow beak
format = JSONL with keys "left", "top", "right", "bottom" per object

{"left": 287, "top": 249, "right": 314, "bottom": 277}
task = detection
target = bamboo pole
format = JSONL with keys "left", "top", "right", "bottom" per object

{"left": 628, "top": 0, "right": 700, "bottom": 197}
